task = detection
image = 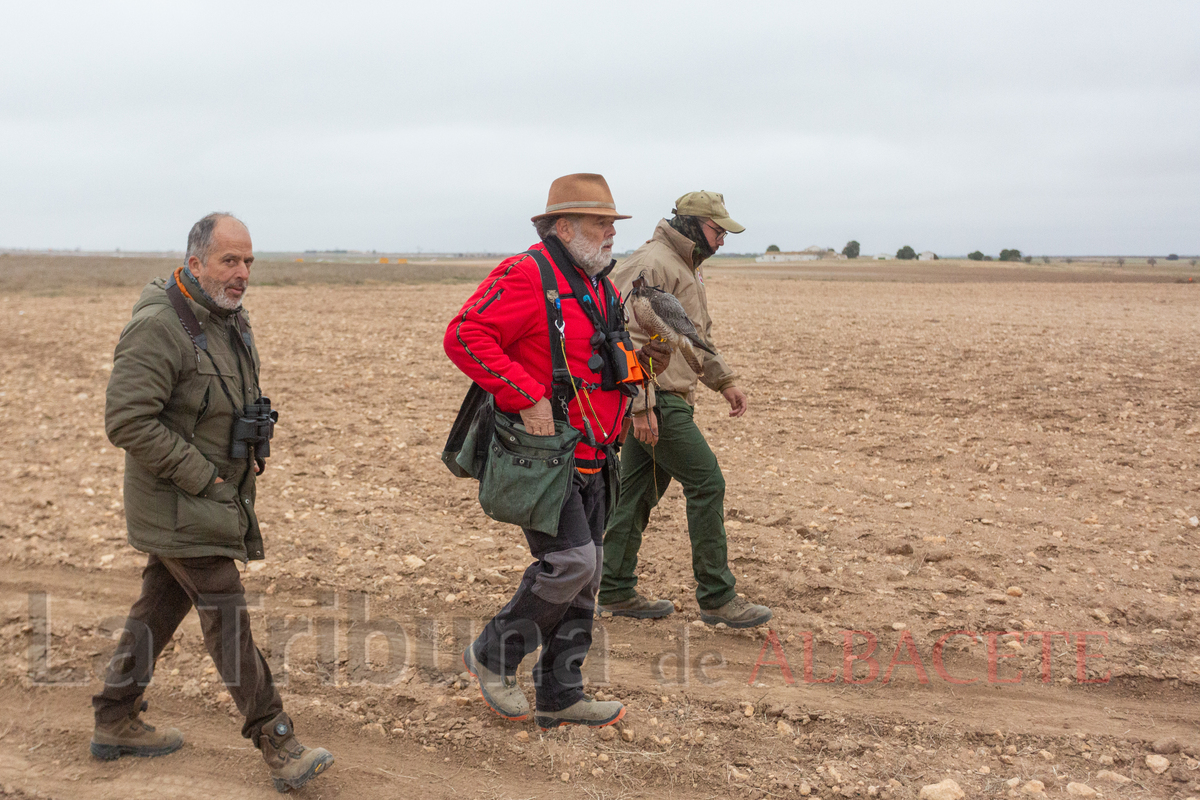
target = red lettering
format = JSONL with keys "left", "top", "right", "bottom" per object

{"left": 932, "top": 631, "right": 979, "bottom": 685}
{"left": 1029, "top": 631, "right": 1069, "bottom": 683}
{"left": 1075, "top": 631, "right": 1110, "bottom": 684}
{"left": 842, "top": 630, "right": 879, "bottom": 685}
{"left": 747, "top": 629, "right": 795, "bottom": 685}
{"left": 985, "top": 631, "right": 1023, "bottom": 684}
{"left": 881, "top": 630, "right": 930, "bottom": 684}
{"left": 800, "top": 632, "right": 838, "bottom": 684}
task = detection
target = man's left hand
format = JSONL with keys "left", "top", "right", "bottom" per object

{"left": 722, "top": 386, "right": 748, "bottom": 418}
{"left": 637, "top": 340, "right": 672, "bottom": 377}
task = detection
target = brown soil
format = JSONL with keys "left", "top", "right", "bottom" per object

{"left": 2, "top": 255, "right": 1200, "bottom": 799}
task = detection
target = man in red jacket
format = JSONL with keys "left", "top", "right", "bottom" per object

{"left": 444, "top": 174, "right": 670, "bottom": 730}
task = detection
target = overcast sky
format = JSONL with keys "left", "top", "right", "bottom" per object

{"left": 2, "top": 2, "right": 1197, "bottom": 256}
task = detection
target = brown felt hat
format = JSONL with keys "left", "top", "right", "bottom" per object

{"left": 531, "top": 173, "right": 631, "bottom": 222}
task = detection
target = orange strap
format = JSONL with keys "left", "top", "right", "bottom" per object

{"left": 172, "top": 266, "right": 196, "bottom": 301}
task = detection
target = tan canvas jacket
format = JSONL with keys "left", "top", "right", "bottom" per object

{"left": 610, "top": 219, "right": 738, "bottom": 410}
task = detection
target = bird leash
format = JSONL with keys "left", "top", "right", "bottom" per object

{"left": 644, "top": 335, "right": 666, "bottom": 499}
{"left": 556, "top": 320, "right": 606, "bottom": 443}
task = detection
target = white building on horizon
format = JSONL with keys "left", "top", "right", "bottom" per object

{"left": 756, "top": 245, "right": 836, "bottom": 263}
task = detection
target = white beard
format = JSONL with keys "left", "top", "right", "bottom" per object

{"left": 565, "top": 233, "right": 614, "bottom": 276}
{"left": 197, "top": 273, "right": 246, "bottom": 310}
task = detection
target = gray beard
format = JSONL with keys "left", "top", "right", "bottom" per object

{"left": 196, "top": 273, "right": 245, "bottom": 310}
{"left": 565, "top": 235, "right": 613, "bottom": 276}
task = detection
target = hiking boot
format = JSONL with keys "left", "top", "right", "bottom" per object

{"left": 90, "top": 701, "right": 183, "bottom": 760}
{"left": 256, "top": 712, "right": 334, "bottom": 794}
{"left": 463, "top": 646, "right": 530, "bottom": 721}
{"left": 700, "top": 596, "right": 773, "bottom": 629}
{"left": 598, "top": 593, "right": 675, "bottom": 619}
{"left": 536, "top": 696, "right": 626, "bottom": 731}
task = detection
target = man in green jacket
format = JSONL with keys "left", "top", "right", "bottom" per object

{"left": 91, "top": 213, "right": 334, "bottom": 793}
{"left": 600, "top": 192, "right": 772, "bottom": 628}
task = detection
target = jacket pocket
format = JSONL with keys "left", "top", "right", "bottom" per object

{"left": 475, "top": 288, "right": 503, "bottom": 315}
{"left": 124, "top": 472, "right": 176, "bottom": 534}
{"left": 174, "top": 480, "right": 243, "bottom": 548}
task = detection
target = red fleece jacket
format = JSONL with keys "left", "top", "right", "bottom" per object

{"left": 443, "top": 242, "right": 629, "bottom": 468}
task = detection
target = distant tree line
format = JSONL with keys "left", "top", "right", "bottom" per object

{"left": 760, "top": 243, "right": 1194, "bottom": 266}
{"left": 966, "top": 248, "right": 1025, "bottom": 262}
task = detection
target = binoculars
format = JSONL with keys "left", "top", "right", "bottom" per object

{"left": 587, "top": 330, "right": 643, "bottom": 395}
{"left": 230, "top": 397, "right": 279, "bottom": 459}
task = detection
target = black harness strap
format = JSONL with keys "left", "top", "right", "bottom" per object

{"left": 541, "top": 236, "right": 623, "bottom": 332}
{"left": 165, "top": 273, "right": 260, "bottom": 411}
{"left": 525, "top": 248, "right": 574, "bottom": 427}
{"left": 166, "top": 275, "right": 208, "bottom": 352}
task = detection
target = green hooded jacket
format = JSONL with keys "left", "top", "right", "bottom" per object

{"left": 105, "top": 271, "right": 265, "bottom": 561}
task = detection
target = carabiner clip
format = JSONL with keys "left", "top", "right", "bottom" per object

{"left": 555, "top": 319, "right": 566, "bottom": 336}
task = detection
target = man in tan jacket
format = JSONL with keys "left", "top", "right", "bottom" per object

{"left": 600, "top": 192, "right": 772, "bottom": 628}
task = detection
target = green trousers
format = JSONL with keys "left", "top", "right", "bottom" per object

{"left": 600, "top": 393, "right": 737, "bottom": 611}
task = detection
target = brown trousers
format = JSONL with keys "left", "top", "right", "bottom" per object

{"left": 92, "top": 554, "right": 282, "bottom": 740}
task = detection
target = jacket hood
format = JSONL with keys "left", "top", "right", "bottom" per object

{"left": 131, "top": 277, "right": 173, "bottom": 316}
{"left": 651, "top": 219, "right": 701, "bottom": 270}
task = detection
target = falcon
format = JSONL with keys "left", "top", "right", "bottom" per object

{"left": 627, "top": 274, "right": 716, "bottom": 375}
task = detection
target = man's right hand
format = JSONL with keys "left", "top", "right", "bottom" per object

{"left": 632, "top": 411, "right": 659, "bottom": 446}
{"left": 519, "top": 396, "right": 556, "bottom": 436}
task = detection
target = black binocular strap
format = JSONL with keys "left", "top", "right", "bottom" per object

{"left": 165, "top": 275, "right": 256, "bottom": 418}
{"left": 166, "top": 276, "right": 208, "bottom": 352}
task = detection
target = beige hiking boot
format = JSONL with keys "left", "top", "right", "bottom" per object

{"left": 463, "top": 646, "right": 531, "bottom": 721}
{"left": 536, "top": 696, "right": 626, "bottom": 731}
{"left": 257, "top": 712, "right": 334, "bottom": 793}
{"left": 90, "top": 701, "right": 184, "bottom": 760}
{"left": 598, "top": 592, "right": 675, "bottom": 619}
{"left": 700, "top": 596, "right": 773, "bottom": 629}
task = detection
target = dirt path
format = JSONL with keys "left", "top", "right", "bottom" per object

{"left": 3, "top": 564, "right": 1198, "bottom": 799}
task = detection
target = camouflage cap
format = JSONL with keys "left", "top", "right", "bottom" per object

{"left": 672, "top": 191, "right": 744, "bottom": 233}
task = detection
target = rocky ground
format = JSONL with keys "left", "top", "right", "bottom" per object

{"left": 1, "top": 255, "right": 1199, "bottom": 799}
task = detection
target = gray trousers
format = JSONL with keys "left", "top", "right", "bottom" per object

{"left": 471, "top": 470, "right": 605, "bottom": 712}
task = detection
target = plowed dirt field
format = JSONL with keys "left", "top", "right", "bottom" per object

{"left": 2, "top": 254, "right": 1199, "bottom": 799}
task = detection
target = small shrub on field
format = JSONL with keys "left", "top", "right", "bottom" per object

{"left": 896, "top": 245, "right": 917, "bottom": 260}
{"left": 968, "top": 251, "right": 984, "bottom": 261}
